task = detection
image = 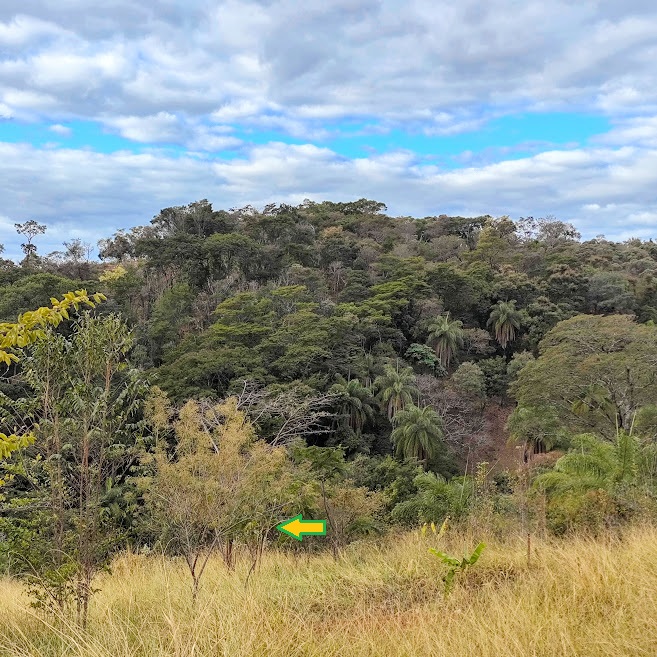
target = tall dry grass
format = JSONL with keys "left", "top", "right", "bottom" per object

{"left": 1, "top": 527, "right": 656, "bottom": 656}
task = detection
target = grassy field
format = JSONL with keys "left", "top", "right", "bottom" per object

{"left": 1, "top": 527, "right": 657, "bottom": 657}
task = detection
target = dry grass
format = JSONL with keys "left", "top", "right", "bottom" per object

{"left": 1, "top": 527, "right": 657, "bottom": 656}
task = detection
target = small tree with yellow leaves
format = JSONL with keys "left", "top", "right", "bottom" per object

{"left": 0, "top": 290, "right": 105, "bottom": 459}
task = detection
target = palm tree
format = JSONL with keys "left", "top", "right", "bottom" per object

{"left": 487, "top": 300, "right": 522, "bottom": 349}
{"left": 359, "top": 352, "right": 384, "bottom": 389}
{"left": 426, "top": 313, "right": 464, "bottom": 368}
{"left": 534, "top": 431, "right": 640, "bottom": 496}
{"left": 330, "top": 376, "right": 375, "bottom": 433}
{"left": 391, "top": 404, "right": 445, "bottom": 468}
{"left": 374, "top": 364, "right": 419, "bottom": 421}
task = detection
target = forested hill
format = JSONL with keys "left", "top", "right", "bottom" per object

{"left": 3, "top": 200, "right": 657, "bottom": 473}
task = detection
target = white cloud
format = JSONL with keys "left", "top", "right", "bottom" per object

{"left": 598, "top": 115, "right": 657, "bottom": 147}
{"left": 0, "top": 14, "right": 67, "bottom": 48}
{"left": 0, "top": 1, "right": 656, "bottom": 253}
{"left": 102, "top": 113, "right": 243, "bottom": 151}
{"left": 1, "top": 138, "right": 657, "bottom": 260}
{"left": 105, "top": 112, "right": 181, "bottom": 143}
{"left": 49, "top": 123, "right": 72, "bottom": 136}
{"left": 0, "top": 1, "right": 657, "bottom": 130}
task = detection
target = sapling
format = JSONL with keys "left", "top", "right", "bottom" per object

{"left": 429, "top": 541, "right": 486, "bottom": 594}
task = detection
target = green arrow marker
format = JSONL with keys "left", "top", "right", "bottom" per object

{"left": 276, "top": 514, "right": 327, "bottom": 541}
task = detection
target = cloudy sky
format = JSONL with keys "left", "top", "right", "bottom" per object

{"left": 1, "top": 0, "right": 657, "bottom": 259}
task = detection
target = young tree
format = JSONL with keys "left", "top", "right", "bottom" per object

{"left": 0, "top": 290, "right": 105, "bottom": 459}
{"left": 291, "top": 445, "right": 382, "bottom": 557}
{"left": 1, "top": 312, "right": 145, "bottom": 625}
{"left": 533, "top": 430, "right": 651, "bottom": 533}
{"left": 147, "top": 397, "right": 301, "bottom": 600}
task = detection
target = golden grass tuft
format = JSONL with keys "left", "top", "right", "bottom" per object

{"left": 1, "top": 527, "right": 657, "bottom": 656}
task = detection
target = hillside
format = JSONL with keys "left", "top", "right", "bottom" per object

{"left": 2, "top": 201, "right": 657, "bottom": 636}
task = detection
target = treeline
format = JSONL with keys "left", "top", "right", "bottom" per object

{"left": 2, "top": 199, "right": 657, "bottom": 616}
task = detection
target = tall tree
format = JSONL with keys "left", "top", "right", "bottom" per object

{"left": 330, "top": 376, "right": 375, "bottom": 434}
{"left": 15, "top": 220, "right": 47, "bottom": 267}
{"left": 426, "top": 313, "right": 464, "bottom": 368}
{"left": 374, "top": 365, "right": 419, "bottom": 421}
{"left": 391, "top": 404, "right": 445, "bottom": 468}
{"left": 511, "top": 314, "right": 657, "bottom": 437}
{"left": 487, "top": 300, "right": 522, "bottom": 349}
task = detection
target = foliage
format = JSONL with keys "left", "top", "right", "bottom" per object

{"left": 404, "top": 343, "right": 446, "bottom": 376}
{"left": 426, "top": 313, "right": 464, "bottom": 368}
{"left": 146, "top": 396, "right": 302, "bottom": 597}
{"left": 5, "top": 200, "right": 657, "bottom": 604}
{"left": 450, "top": 362, "right": 486, "bottom": 401}
{"left": 533, "top": 430, "right": 656, "bottom": 534}
{"left": 487, "top": 300, "right": 523, "bottom": 349}
{"left": 429, "top": 541, "right": 486, "bottom": 594}
{"left": 512, "top": 314, "right": 657, "bottom": 437}
{"left": 391, "top": 405, "right": 445, "bottom": 467}
{"left": 374, "top": 365, "right": 418, "bottom": 421}
{"left": 391, "top": 471, "right": 474, "bottom": 525}
{"left": 0, "top": 312, "right": 144, "bottom": 624}
{"left": 329, "top": 376, "right": 375, "bottom": 434}
{"left": 0, "top": 290, "right": 105, "bottom": 460}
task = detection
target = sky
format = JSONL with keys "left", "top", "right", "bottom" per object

{"left": 1, "top": 0, "right": 657, "bottom": 259}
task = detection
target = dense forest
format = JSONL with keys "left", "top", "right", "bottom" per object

{"left": 2, "top": 199, "right": 657, "bottom": 618}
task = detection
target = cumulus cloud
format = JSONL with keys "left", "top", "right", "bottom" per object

{"left": 598, "top": 115, "right": 657, "bottom": 147}
{"left": 1, "top": 138, "right": 657, "bottom": 260}
{"left": 1, "top": 1, "right": 657, "bottom": 131}
{"left": 0, "top": 1, "right": 656, "bottom": 251}
{"left": 105, "top": 112, "right": 182, "bottom": 143}
{"left": 49, "top": 123, "right": 72, "bottom": 136}
{"left": 102, "top": 113, "right": 242, "bottom": 150}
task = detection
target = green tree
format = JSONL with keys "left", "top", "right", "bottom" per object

{"left": 374, "top": 365, "right": 419, "bottom": 420}
{"left": 426, "top": 314, "right": 464, "bottom": 368}
{"left": 0, "top": 290, "right": 105, "bottom": 459}
{"left": 533, "top": 431, "right": 651, "bottom": 533}
{"left": 330, "top": 377, "right": 375, "bottom": 434}
{"left": 15, "top": 219, "right": 47, "bottom": 267}
{"left": 147, "top": 283, "right": 195, "bottom": 364}
{"left": 511, "top": 314, "right": 657, "bottom": 438}
{"left": 1, "top": 312, "right": 145, "bottom": 624}
{"left": 451, "top": 362, "right": 486, "bottom": 401}
{"left": 0, "top": 273, "right": 90, "bottom": 321}
{"left": 487, "top": 300, "right": 522, "bottom": 349}
{"left": 391, "top": 404, "right": 445, "bottom": 468}
{"left": 392, "top": 471, "right": 474, "bottom": 525}
{"left": 404, "top": 343, "right": 446, "bottom": 375}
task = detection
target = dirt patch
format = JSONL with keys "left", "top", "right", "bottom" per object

{"left": 463, "top": 401, "right": 519, "bottom": 474}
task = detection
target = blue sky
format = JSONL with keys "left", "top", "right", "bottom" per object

{"left": 1, "top": 1, "right": 657, "bottom": 259}
{"left": 0, "top": 111, "right": 611, "bottom": 161}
